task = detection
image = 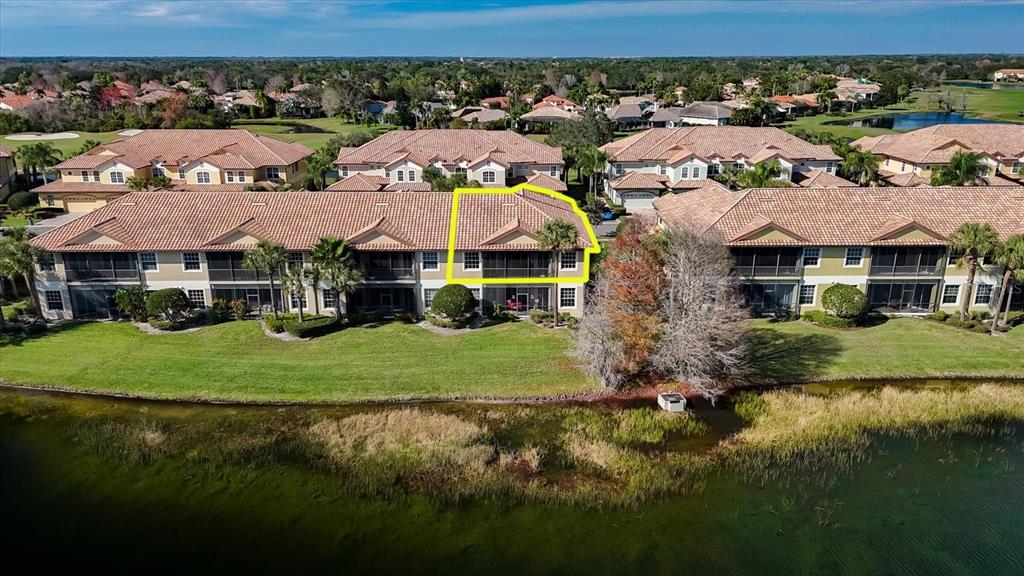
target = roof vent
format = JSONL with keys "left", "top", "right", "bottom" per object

{"left": 252, "top": 201, "right": 267, "bottom": 207}
{"left": 502, "top": 202, "right": 517, "bottom": 207}
{"left": 375, "top": 202, "right": 390, "bottom": 208}
{"left": 122, "top": 202, "right": 137, "bottom": 206}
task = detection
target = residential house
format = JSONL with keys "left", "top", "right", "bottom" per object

{"left": 334, "top": 129, "right": 565, "bottom": 191}
{"left": 0, "top": 143, "right": 16, "bottom": 200}
{"left": 601, "top": 127, "right": 841, "bottom": 210}
{"left": 649, "top": 107, "right": 688, "bottom": 128}
{"left": 518, "top": 106, "right": 578, "bottom": 131}
{"left": 653, "top": 185, "right": 1024, "bottom": 315}
{"left": 452, "top": 107, "right": 509, "bottom": 127}
{"left": 480, "top": 96, "right": 509, "bottom": 109}
{"left": 833, "top": 77, "right": 881, "bottom": 108}
{"left": 853, "top": 124, "right": 1024, "bottom": 186}
{"left": 675, "top": 101, "right": 733, "bottom": 126}
{"left": 673, "top": 86, "right": 687, "bottom": 102}
{"left": 606, "top": 102, "right": 649, "bottom": 131}
{"left": 533, "top": 95, "right": 582, "bottom": 113}
{"left": 993, "top": 69, "right": 1024, "bottom": 82}
{"left": 29, "top": 188, "right": 594, "bottom": 321}
{"left": 33, "top": 129, "right": 313, "bottom": 213}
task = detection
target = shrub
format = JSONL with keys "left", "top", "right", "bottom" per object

{"left": 529, "top": 310, "right": 554, "bottom": 324}
{"left": 430, "top": 284, "right": 476, "bottom": 321}
{"left": 769, "top": 307, "right": 796, "bottom": 322}
{"left": 1005, "top": 311, "right": 1024, "bottom": 327}
{"left": 145, "top": 288, "right": 192, "bottom": 322}
{"left": 114, "top": 286, "right": 149, "bottom": 322}
{"left": 969, "top": 310, "right": 991, "bottom": 322}
{"left": 927, "top": 310, "right": 950, "bottom": 322}
{"left": 7, "top": 191, "right": 38, "bottom": 211}
{"left": 425, "top": 311, "right": 470, "bottom": 329}
{"left": 3, "top": 308, "right": 17, "bottom": 322}
{"left": 23, "top": 320, "right": 47, "bottom": 335}
{"left": 208, "top": 299, "right": 234, "bottom": 324}
{"left": 283, "top": 315, "right": 340, "bottom": 338}
{"left": 394, "top": 311, "right": 418, "bottom": 324}
{"left": 800, "top": 310, "right": 857, "bottom": 328}
{"left": 820, "top": 284, "right": 867, "bottom": 318}
{"left": 346, "top": 311, "right": 382, "bottom": 326}
{"left": 147, "top": 319, "right": 189, "bottom": 331}
{"left": 262, "top": 313, "right": 298, "bottom": 333}
{"left": 231, "top": 299, "right": 247, "bottom": 320}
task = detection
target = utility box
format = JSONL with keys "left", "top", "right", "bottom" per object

{"left": 657, "top": 392, "right": 687, "bottom": 412}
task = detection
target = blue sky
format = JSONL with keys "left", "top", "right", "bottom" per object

{"left": 1, "top": 0, "right": 1022, "bottom": 57}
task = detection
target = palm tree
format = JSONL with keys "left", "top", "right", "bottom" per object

{"left": 73, "top": 139, "right": 102, "bottom": 156}
{"left": 931, "top": 151, "right": 989, "bottom": 186}
{"left": 30, "top": 142, "right": 61, "bottom": 185}
{"left": 310, "top": 236, "right": 364, "bottom": 323}
{"left": 842, "top": 150, "right": 880, "bottom": 187}
{"left": 307, "top": 146, "right": 335, "bottom": 191}
{"left": 574, "top": 145, "right": 608, "bottom": 196}
{"left": 537, "top": 219, "right": 579, "bottom": 327}
{"left": 991, "top": 234, "right": 1024, "bottom": 334}
{"left": 817, "top": 89, "right": 837, "bottom": 113}
{"left": 0, "top": 227, "right": 43, "bottom": 318}
{"left": 308, "top": 261, "right": 323, "bottom": 315}
{"left": 713, "top": 164, "right": 745, "bottom": 191}
{"left": 948, "top": 222, "right": 1001, "bottom": 321}
{"left": 282, "top": 264, "right": 311, "bottom": 322}
{"left": 15, "top": 146, "right": 40, "bottom": 186}
{"left": 242, "top": 240, "right": 287, "bottom": 320}
{"left": 737, "top": 160, "right": 791, "bottom": 189}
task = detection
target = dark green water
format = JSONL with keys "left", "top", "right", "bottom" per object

{"left": 2, "top": 387, "right": 1023, "bottom": 575}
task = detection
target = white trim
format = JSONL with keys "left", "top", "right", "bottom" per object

{"left": 421, "top": 251, "right": 439, "bottom": 271}
{"left": 802, "top": 247, "right": 821, "bottom": 268}
{"left": 843, "top": 247, "right": 864, "bottom": 268}
{"left": 463, "top": 251, "right": 481, "bottom": 271}
{"left": 559, "top": 287, "right": 577, "bottom": 309}
{"left": 973, "top": 283, "right": 993, "bottom": 306}
{"left": 138, "top": 252, "right": 159, "bottom": 272}
{"left": 559, "top": 251, "right": 577, "bottom": 271}
{"left": 940, "top": 283, "right": 961, "bottom": 306}
{"left": 798, "top": 284, "right": 816, "bottom": 306}
{"left": 181, "top": 252, "right": 202, "bottom": 272}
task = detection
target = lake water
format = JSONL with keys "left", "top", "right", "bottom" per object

{"left": 836, "top": 111, "right": 1007, "bottom": 130}
{"left": 2, "top": 386, "right": 1023, "bottom": 575}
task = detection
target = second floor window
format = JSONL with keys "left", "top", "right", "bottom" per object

{"left": 340, "top": 166, "right": 349, "bottom": 177}
{"left": 422, "top": 252, "right": 439, "bottom": 270}
{"left": 560, "top": 252, "right": 576, "bottom": 270}
{"left": 614, "top": 164, "right": 623, "bottom": 176}
{"left": 659, "top": 165, "right": 666, "bottom": 175}
{"left": 407, "top": 170, "right": 415, "bottom": 182}
{"left": 802, "top": 247, "right": 821, "bottom": 267}
{"left": 226, "top": 171, "right": 235, "bottom": 183}
{"left": 152, "top": 166, "right": 165, "bottom": 178}
{"left": 38, "top": 253, "right": 55, "bottom": 272}
{"left": 482, "top": 171, "right": 495, "bottom": 183}
{"left": 182, "top": 252, "right": 201, "bottom": 271}
{"left": 80, "top": 170, "right": 90, "bottom": 181}
{"left": 844, "top": 247, "right": 863, "bottom": 267}
{"left": 455, "top": 166, "right": 467, "bottom": 176}
{"left": 463, "top": 252, "right": 481, "bottom": 270}
{"left": 679, "top": 166, "right": 689, "bottom": 179}
{"left": 266, "top": 167, "right": 281, "bottom": 180}
{"left": 550, "top": 166, "right": 558, "bottom": 177}
{"left": 197, "top": 171, "right": 211, "bottom": 184}
{"left": 93, "top": 170, "right": 100, "bottom": 181}
{"left": 110, "top": 171, "right": 125, "bottom": 184}
{"left": 139, "top": 252, "right": 158, "bottom": 271}
{"left": 178, "top": 167, "right": 186, "bottom": 179}
{"left": 397, "top": 170, "right": 405, "bottom": 182}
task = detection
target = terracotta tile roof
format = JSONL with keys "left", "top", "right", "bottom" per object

{"left": 454, "top": 189, "right": 593, "bottom": 251}
{"left": 32, "top": 188, "right": 592, "bottom": 254}
{"left": 853, "top": 124, "right": 1024, "bottom": 164}
{"left": 506, "top": 172, "right": 568, "bottom": 191}
{"left": 0, "top": 143, "right": 13, "bottom": 158}
{"left": 606, "top": 103, "right": 645, "bottom": 120}
{"left": 325, "top": 174, "right": 431, "bottom": 192}
{"left": 31, "top": 181, "right": 266, "bottom": 194}
{"left": 519, "top": 107, "right": 577, "bottom": 122}
{"left": 792, "top": 169, "right": 857, "bottom": 187}
{"left": 601, "top": 127, "right": 840, "bottom": 163}
{"left": 335, "top": 129, "right": 563, "bottom": 167}
{"left": 609, "top": 172, "right": 725, "bottom": 192}
{"left": 654, "top": 185, "right": 1024, "bottom": 247}
{"left": 53, "top": 129, "right": 312, "bottom": 171}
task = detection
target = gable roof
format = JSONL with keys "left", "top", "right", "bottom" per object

{"left": 677, "top": 101, "right": 733, "bottom": 120}
{"left": 334, "top": 129, "right": 563, "bottom": 167}
{"left": 454, "top": 189, "right": 593, "bottom": 251}
{"left": 792, "top": 169, "right": 857, "bottom": 188}
{"left": 601, "top": 127, "right": 841, "bottom": 163}
{"left": 653, "top": 185, "right": 1024, "bottom": 247}
{"left": 853, "top": 124, "right": 1024, "bottom": 164}
{"left": 53, "top": 129, "right": 312, "bottom": 171}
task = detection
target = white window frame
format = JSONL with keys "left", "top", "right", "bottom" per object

{"left": 237, "top": 171, "right": 246, "bottom": 183}
{"left": 226, "top": 171, "right": 235, "bottom": 183}
{"left": 178, "top": 167, "right": 186, "bottom": 180}
{"left": 802, "top": 247, "right": 821, "bottom": 268}
{"left": 80, "top": 170, "right": 90, "bottom": 181}
{"left": 109, "top": 171, "right": 125, "bottom": 184}
{"left": 92, "top": 170, "right": 100, "bottom": 182}
{"left": 187, "top": 289, "right": 206, "bottom": 308}
{"left": 463, "top": 251, "right": 481, "bottom": 271}
{"left": 424, "top": 288, "right": 438, "bottom": 309}
{"left": 196, "top": 171, "right": 211, "bottom": 184}
{"left": 152, "top": 166, "right": 165, "bottom": 178}
{"left": 798, "top": 284, "right": 816, "bottom": 306}
{"left": 421, "top": 252, "right": 439, "bottom": 271}
{"left": 549, "top": 166, "right": 558, "bottom": 177}
{"left": 974, "top": 283, "right": 992, "bottom": 305}
{"left": 407, "top": 170, "right": 416, "bottom": 182}
{"left": 679, "top": 166, "right": 689, "bottom": 179}
{"left": 559, "top": 287, "right": 577, "bottom": 309}
{"left": 941, "top": 284, "right": 960, "bottom": 305}
{"left": 844, "top": 247, "right": 864, "bottom": 268}
{"left": 139, "top": 252, "right": 158, "bottom": 272}
{"left": 559, "top": 251, "right": 577, "bottom": 270}
{"left": 1012, "top": 161, "right": 1022, "bottom": 175}
{"left": 44, "top": 290, "right": 64, "bottom": 311}
{"left": 182, "top": 252, "right": 202, "bottom": 272}
{"left": 321, "top": 289, "right": 337, "bottom": 309}
{"left": 37, "top": 252, "right": 56, "bottom": 272}
{"left": 340, "top": 166, "right": 349, "bottom": 177}
{"left": 289, "top": 292, "right": 308, "bottom": 310}
{"left": 266, "top": 166, "right": 281, "bottom": 180}
{"left": 396, "top": 170, "right": 405, "bottom": 182}
{"left": 481, "top": 170, "right": 495, "bottom": 184}
{"left": 659, "top": 165, "right": 667, "bottom": 176}
{"left": 614, "top": 164, "right": 623, "bottom": 176}
{"left": 692, "top": 166, "right": 702, "bottom": 179}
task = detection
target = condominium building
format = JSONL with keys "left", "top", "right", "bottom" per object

{"left": 29, "top": 188, "right": 593, "bottom": 321}
{"left": 34, "top": 129, "right": 313, "bottom": 213}
{"left": 332, "top": 129, "right": 566, "bottom": 191}
{"left": 853, "top": 124, "right": 1024, "bottom": 187}
{"left": 601, "top": 127, "right": 842, "bottom": 210}
{"left": 653, "top": 185, "right": 1024, "bottom": 315}
{"left": 0, "top": 143, "right": 15, "bottom": 199}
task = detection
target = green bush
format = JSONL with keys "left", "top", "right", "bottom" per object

{"left": 283, "top": 315, "right": 339, "bottom": 338}
{"left": 3, "top": 308, "right": 17, "bottom": 322}
{"left": 263, "top": 313, "right": 299, "bottom": 333}
{"left": 425, "top": 311, "right": 470, "bottom": 329}
{"left": 1005, "top": 311, "right": 1024, "bottom": 327}
{"left": 530, "top": 310, "right": 554, "bottom": 324}
{"left": 7, "top": 191, "right": 38, "bottom": 210}
{"left": 800, "top": 310, "right": 857, "bottom": 328}
{"left": 208, "top": 299, "right": 234, "bottom": 324}
{"left": 970, "top": 310, "right": 992, "bottom": 322}
{"left": 231, "top": 299, "right": 247, "bottom": 320}
{"left": 927, "top": 310, "right": 950, "bottom": 322}
{"left": 430, "top": 284, "right": 476, "bottom": 321}
{"left": 114, "top": 286, "right": 149, "bottom": 322}
{"left": 346, "top": 311, "right": 383, "bottom": 326}
{"left": 147, "top": 319, "right": 189, "bottom": 331}
{"left": 820, "top": 284, "right": 867, "bottom": 318}
{"left": 146, "top": 288, "right": 192, "bottom": 322}
{"left": 394, "top": 311, "right": 418, "bottom": 324}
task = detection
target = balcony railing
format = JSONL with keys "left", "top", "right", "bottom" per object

{"left": 868, "top": 264, "right": 943, "bottom": 277}
{"left": 65, "top": 268, "right": 139, "bottom": 282}
{"left": 482, "top": 267, "right": 552, "bottom": 278}
{"left": 734, "top": 265, "right": 801, "bottom": 277}
{"left": 364, "top": 267, "right": 415, "bottom": 280}
{"left": 208, "top": 269, "right": 266, "bottom": 282}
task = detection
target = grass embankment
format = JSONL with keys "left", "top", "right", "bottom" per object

{"left": 750, "top": 318, "right": 1024, "bottom": 382}
{"left": 0, "top": 321, "right": 593, "bottom": 402}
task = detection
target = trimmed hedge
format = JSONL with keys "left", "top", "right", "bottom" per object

{"left": 346, "top": 311, "right": 383, "bottom": 326}
{"left": 146, "top": 288, "right": 192, "bottom": 322}
{"left": 800, "top": 310, "right": 857, "bottom": 329}
{"left": 7, "top": 191, "right": 38, "bottom": 210}
{"left": 284, "top": 315, "right": 340, "bottom": 338}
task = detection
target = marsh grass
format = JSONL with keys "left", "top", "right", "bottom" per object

{"left": 16, "top": 383, "right": 1024, "bottom": 509}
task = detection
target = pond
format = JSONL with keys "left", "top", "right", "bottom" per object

{"left": 832, "top": 111, "right": 1009, "bottom": 130}
{"left": 944, "top": 81, "right": 1024, "bottom": 91}
{"left": 1, "top": 384, "right": 1023, "bottom": 575}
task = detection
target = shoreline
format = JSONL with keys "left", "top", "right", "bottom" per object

{"left": 3, "top": 374, "right": 1023, "bottom": 408}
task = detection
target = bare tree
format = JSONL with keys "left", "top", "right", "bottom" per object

{"left": 651, "top": 231, "right": 750, "bottom": 403}
{"left": 570, "top": 279, "right": 628, "bottom": 389}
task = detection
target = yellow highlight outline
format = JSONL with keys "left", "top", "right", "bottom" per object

{"left": 445, "top": 183, "right": 601, "bottom": 285}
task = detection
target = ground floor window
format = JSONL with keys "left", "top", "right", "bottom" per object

{"left": 349, "top": 286, "right": 415, "bottom": 314}
{"left": 424, "top": 288, "right": 438, "bottom": 309}
{"left": 559, "top": 287, "right": 577, "bottom": 308}
{"left": 798, "top": 284, "right": 815, "bottom": 305}
{"left": 322, "top": 289, "right": 336, "bottom": 309}
{"left": 974, "top": 283, "right": 992, "bottom": 305}
{"left": 45, "top": 290, "right": 64, "bottom": 311}
{"left": 69, "top": 286, "right": 122, "bottom": 319}
{"left": 187, "top": 289, "right": 206, "bottom": 308}
{"left": 740, "top": 283, "right": 795, "bottom": 312}
{"left": 942, "top": 284, "right": 959, "bottom": 305}
{"left": 211, "top": 285, "right": 274, "bottom": 311}
{"left": 289, "top": 292, "right": 307, "bottom": 309}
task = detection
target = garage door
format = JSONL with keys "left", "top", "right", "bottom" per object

{"left": 65, "top": 199, "right": 106, "bottom": 213}
{"left": 621, "top": 192, "right": 656, "bottom": 212}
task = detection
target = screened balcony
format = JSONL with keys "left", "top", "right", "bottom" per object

{"left": 868, "top": 247, "right": 945, "bottom": 277}
{"left": 732, "top": 248, "right": 802, "bottom": 277}
{"left": 740, "top": 282, "right": 796, "bottom": 313}
{"left": 348, "top": 286, "right": 416, "bottom": 314}
{"left": 481, "top": 285, "right": 551, "bottom": 315}
{"left": 207, "top": 252, "right": 269, "bottom": 282}
{"left": 482, "top": 252, "right": 551, "bottom": 278}
{"left": 357, "top": 252, "right": 415, "bottom": 280}
{"left": 868, "top": 282, "right": 938, "bottom": 313}
{"left": 64, "top": 253, "right": 139, "bottom": 282}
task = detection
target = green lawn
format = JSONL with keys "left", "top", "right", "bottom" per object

{"left": 0, "top": 130, "right": 123, "bottom": 157}
{"left": 0, "top": 320, "right": 594, "bottom": 403}
{"left": 751, "top": 318, "right": 1024, "bottom": 383}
